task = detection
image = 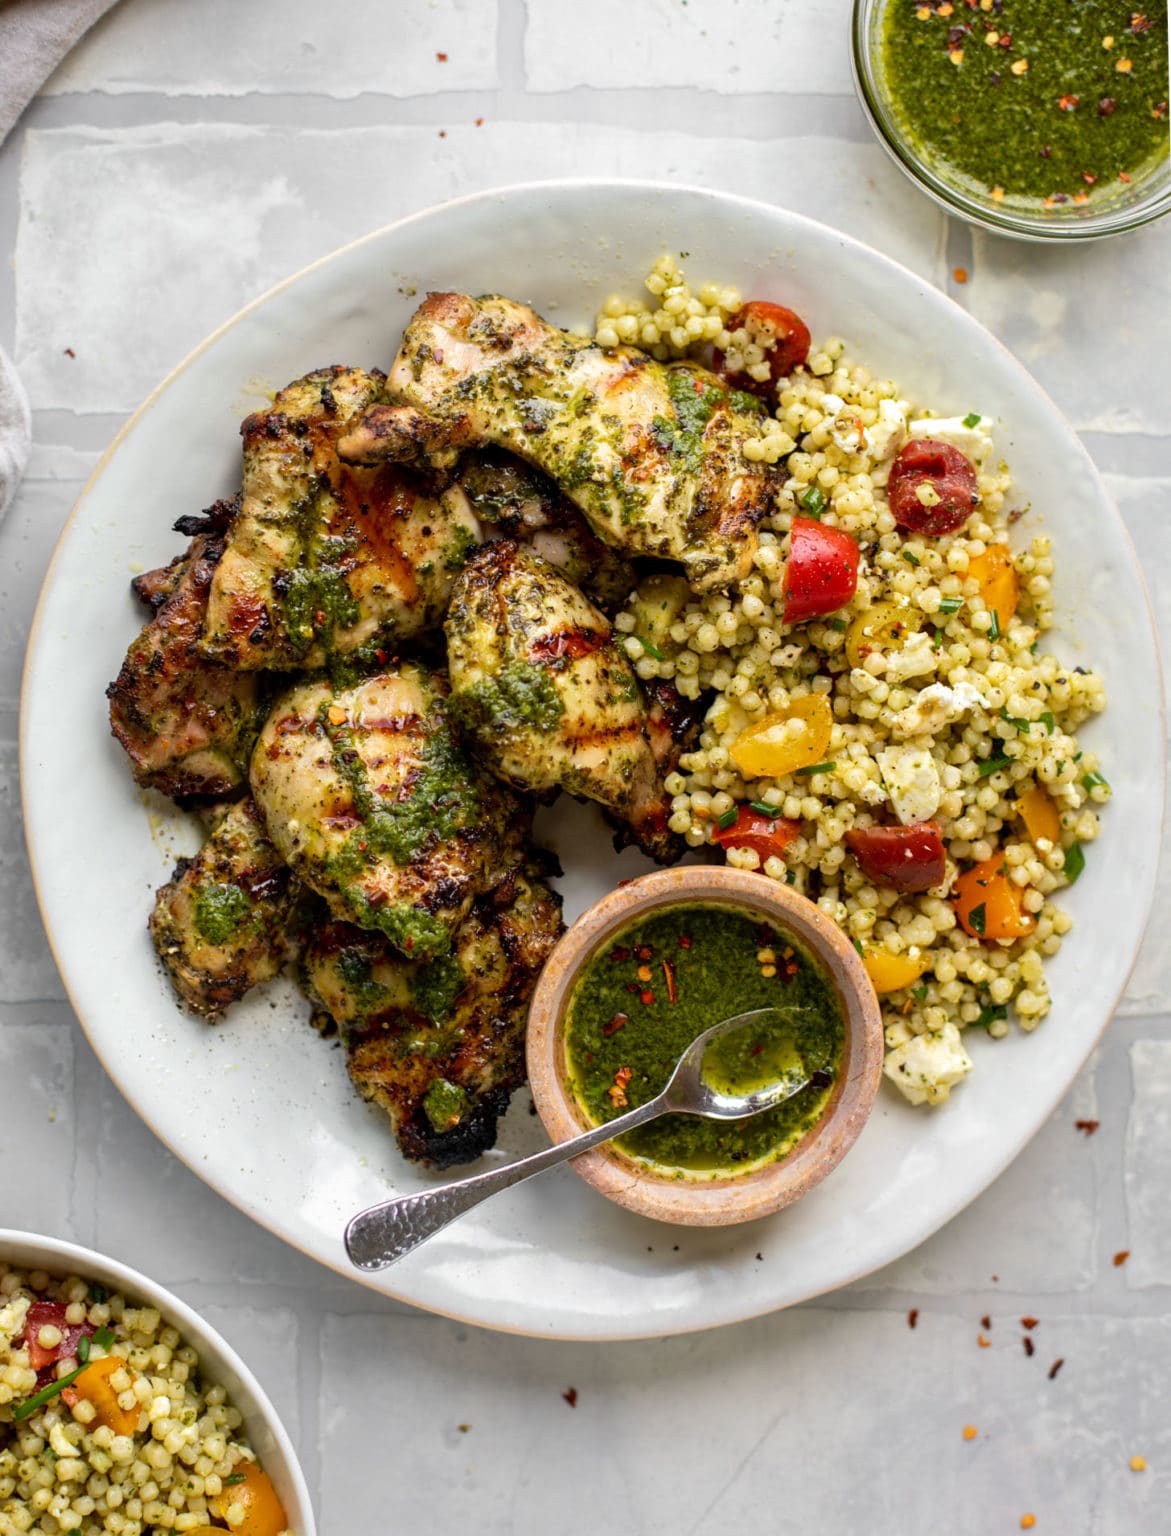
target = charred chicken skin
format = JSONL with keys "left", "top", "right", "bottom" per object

{"left": 149, "top": 797, "right": 299, "bottom": 1018}
{"left": 200, "top": 366, "right": 480, "bottom": 671}
{"left": 445, "top": 540, "right": 679, "bottom": 863}
{"left": 249, "top": 663, "right": 521, "bottom": 960}
{"left": 305, "top": 864, "right": 563, "bottom": 1167}
{"left": 107, "top": 497, "right": 262, "bottom": 799}
{"left": 337, "top": 292, "right": 780, "bottom": 591}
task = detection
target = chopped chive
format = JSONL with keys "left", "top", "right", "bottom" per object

{"left": 962, "top": 412, "right": 983, "bottom": 429}
{"left": 636, "top": 635, "right": 664, "bottom": 661}
{"left": 852, "top": 938, "right": 864, "bottom": 957}
{"left": 999, "top": 706, "right": 1029, "bottom": 732}
{"left": 938, "top": 596, "right": 964, "bottom": 616}
{"left": 77, "top": 1335, "right": 91, "bottom": 1365}
{"left": 12, "top": 1364, "right": 86, "bottom": 1422}
{"left": 716, "top": 808, "right": 738, "bottom": 830}
{"left": 1038, "top": 710, "right": 1055, "bottom": 735}
{"left": 829, "top": 617, "right": 848, "bottom": 631}
{"left": 912, "top": 984, "right": 928, "bottom": 1002}
{"left": 1064, "top": 843, "right": 1086, "bottom": 883}
{"left": 795, "top": 760, "right": 837, "bottom": 776}
{"left": 933, "top": 628, "right": 944, "bottom": 650}
{"left": 88, "top": 1284, "right": 108, "bottom": 1304}
{"left": 969, "top": 902, "right": 987, "bottom": 937}
{"left": 1030, "top": 639, "right": 1040, "bottom": 655}
{"left": 902, "top": 550, "right": 921, "bottom": 566}
{"left": 1081, "top": 771, "right": 1109, "bottom": 792}
{"left": 977, "top": 756, "right": 1013, "bottom": 778}
{"left": 223, "top": 1473, "right": 248, "bottom": 1486}
{"left": 799, "top": 486, "right": 826, "bottom": 519}
{"left": 93, "top": 1326, "right": 115, "bottom": 1351}
{"left": 988, "top": 609, "right": 1001, "bottom": 641}
{"left": 785, "top": 869, "right": 797, "bottom": 885}
{"left": 973, "top": 1003, "right": 1008, "bottom": 1029}
{"left": 749, "top": 801, "right": 779, "bottom": 817}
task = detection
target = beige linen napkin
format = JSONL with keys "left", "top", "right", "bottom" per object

{"left": 0, "top": 0, "right": 121, "bottom": 145}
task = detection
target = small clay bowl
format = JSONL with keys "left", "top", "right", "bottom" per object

{"left": 526, "top": 866, "right": 884, "bottom": 1227}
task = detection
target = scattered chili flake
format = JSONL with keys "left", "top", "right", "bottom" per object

{"left": 63, "top": 347, "right": 76, "bottom": 358}
{"left": 636, "top": 964, "right": 653, "bottom": 983}
{"left": 1073, "top": 191, "right": 1090, "bottom": 203}
{"left": 963, "top": 1424, "right": 978, "bottom": 1441}
{"left": 1155, "top": 102, "right": 1169, "bottom": 120}
{"left": 908, "top": 1308, "right": 919, "bottom": 1329}
{"left": 1112, "top": 1249, "right": 1131, "bottom": 1267}
{"left": 1039, "top": 144, "right": 1052, "bottom": 158}
{"left": 1075, "top": 1118, "right": 1100, "bottom": 1135}
{"left": 1131, "top": 13, "right": 1153, "bottom": 32}
{"left": 438, "top": 130, "right": 446, "bottom": 138}
{"left": 1048, "top": 1358, "right": 1064, "bottom": 1380}
{"left": 1020, "top": 1518, "right": 1036, "bottom": 1531}
{"left": 404, "top": 936, "right": 414, "bottom": 951}
{"left": 981, "top": 1315, "right": 991, "bottom": 1330}
{"left": 1098, "top": 97, "right": 1118, "bottom": 116}
{"left": 1058, "top": 93, "right": 1080, "bottom": 111}
{"left": 602, "top": 1013, "right": 627, "bottom": 1037}
{"left": 947, "top": 24, "right": 968, "bottom": 46}
{"left": 639, "top": 989, "right": 655, "bottom": 1006}
{"left": 953, "top": 266, "right": 969, "bottom": 283}
{"left": 1082, "top": 171, "right": 1097, "bottom": 184}
{"left": 1021, "top": 1316, "right": 1038, "bottom": 1330}
{"left": 977, "top": 1333, "right": 991, "bottom": 1348}
{"left": 436, "top": 51, "right": 448, "bottom": 60}
{"left": 474, "top": 117, "right": 484, "bottom": 126}
{"left": 1023, "top": 1336, "right": 1035, "bottom": 1357}
{"left": 562, "top": 1387, "right": 578, "bottom": 1408}
{"left": 662, "top": 959, "right": 678, "bottom": 1003}
{"left": 1129, "top": 1454, "right": 1147, "bottom": 1471}
{"left": 458, "top": 1423, "right": 471, "bottom": 1433}
{"left": 678, "top": 934, "right": 692, "bottom": 949}
{"left": 1119, "top": 170, "right": 1132, "bottom": 182}
{"left": 998, "top": 31, "right": 1011, "bottom": 47}
{"left": 375, "top": 648, "right": 387, "bottom": 665}
{"left": 609, "top": 945, "right": 631, "bottom": 964}
{"left": 608, "top": 1066, "right": 632, "bottom": 1108}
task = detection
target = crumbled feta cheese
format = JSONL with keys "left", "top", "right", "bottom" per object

{"left": 877, "top": 745, "right": 942, "bottom": 825}
{"left": 884, "top": 1022, "right": 974, "bottom": 1106}
{"left": 882, "top": 630, "right": 937, "bottom": 683}
{"left": 867, "top": 398, "right": 910, "bottom": 460}
{"left": 823, "top": 394, "right": 908, "bottom": 460}
{"left": 908, "top": 413, "right": 995, "bottom": 468}
{"left": 891, "top": 680, "right": 989, "bottom": 738}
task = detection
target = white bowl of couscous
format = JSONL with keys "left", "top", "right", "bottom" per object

{"left": 0, "top": 1231, "right": 314, "bottom": 1536}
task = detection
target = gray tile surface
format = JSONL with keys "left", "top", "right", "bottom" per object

{"left": 0, "top": 2, "right": 1167, "bottom": 1531}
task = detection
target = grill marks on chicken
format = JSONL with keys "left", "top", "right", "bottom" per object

{"left": 107, "top": 500, "right": 262, "bottom": 799}
{"left": 305, "top": 865, "right": 563, "bottom": 1166}
{"left": 250, "top": 664, "right": 519, "bottom": 960}
{"left": 445, "top": 541, "right": 679, "bottom": 863}
{"left": 200, "top": 366, "right": 480, "bottom": 671}
{"left": 149, "top": 798, "right": 299, "bottom": 1018}
{"left": 338, "top": 292, "right": 780, "bottom": 591}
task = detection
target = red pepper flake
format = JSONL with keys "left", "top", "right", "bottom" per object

{"left": 908, "top": 1308, "right": 919, "bottom": 1329}
{"left": 977, "top": 1333, "right": 991, "bottom": 1348}
{"left": 405, "top": 936, "right": 414, "bottom": 951}
{"left": 1021, "top": 1316, "right": 1039, "bottom": 1330}
{"left": 1154, "top": 102, "right": 1169, "bottom": 120}
{"left": 438, "top": 130, "right": 447, "bottom": 138}
{"left": 750, "top": 1044, "right": 764, "bottom": 1057}
{"left": 562, "top": 1386, "right": 578, "bottom": 1407}
{"left": 375, "top": 649, "right": 387, "bottom": 665}
{"left": 609, "top": 946, "right": 631, "bottom": 964}
{"left": 1098, "top": 97, "right": 1117, "bottom": 116}
{"left": 436, "top": 51, "right": 448, "bottom": 60}
{"left": 625, "top": 981, "right": 642, "bottom": 995}
{"left": 662, "top": 959, "right": 678, "bottom": 1004}
{"left": 1075, "top": 1118, "right": 1100, "bottom": 1135}
{"left": 63, "top": 347, "right": 76, "bottom": 358}
{"left": 1058, "top": 93, "right": 1081, "bottom": 111}
{"left": 1048, "top": 1357, "right": 1065, "bottom": 1380}
{"left": 608, "top": 1066, "right": 632, "bottom": 1107}
{"left": 1082, "top": 171, "right": 1097, "bottom": 184}
{"left": 602, "top": 1013, "right": 628, "bottom": 1037}
{"left": 640, "top": 989, "right": 655, "bottom": 1006}
{"left": 313, "top": 608, "right": 327, "bottom": 627}
{"left": 635, "top": 945, "right": 653, "bottom": 962}
{"left": 981, "top": 1315, "right": 991, "bottom": 1330}
{"left": 998, "top": 31, "right": 1012, "bottom": 47}
{"left": 678, "top": 934, "right": 692, "bottom": 949}
{"left": 1130, "top": 12, "right": 1152, "bottom": 33}
{"left": 1023, "top": 1335, "right": 1035, "bottom": 1357}
{"left": 1119, "top": 171, "right": 1132, "bottom": 182}
{"left": 953, "top": 266, "right": 969, "bottom": 283}
{"left": 1113, "top": 1249, "right": 1131, "bottom": 1267}
{"left": 475, "top": 116, "right": 484, "bottom": 126}
{"left": 1040, "top": 144, "right": 1052, "bottom": 158}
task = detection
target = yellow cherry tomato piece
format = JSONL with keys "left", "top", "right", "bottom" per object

{"left": 953, "top": 853, "right": 1035, "bottom": 943}
{"left": 863, "top": 948, "right": 930, "bottom": 994}
{"left": 728, "top": 695, "right": 833, "bottom": 779}
{"left": 62, "top": 1356, "right": 140, "bottom": 1437}
{"left": 844, "top": 600, "right": 919, "bottom": 669}
{"left": 1016, "top": 785, "right": 1061, "bottom": 846}
{"left": 213, "top": 1464, "right": 287, "bottom": 1536}
{"left": 967, "top": 544, "right": 1019, "bottom": 630}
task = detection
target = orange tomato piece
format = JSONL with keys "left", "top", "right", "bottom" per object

{"left": 61, "top": 1356, "right": 140, "bottom": 1436}
{"left": 952, "top": 853, "right": 1035, "bottom": 942}
{"left": 213, "top": 1462, "right": 288, "bottom": 1536}
{"left": 728, "top": 695, "right": 833, "bottom": 779}
{"left": 968, "top": 544, "right": 1019, "bottom": 630}
{"left": 863, "top": 948, "right": 930, "bottom": 994}
{"left": 1016, "top": 785, "right": 1061, "bottom": 846}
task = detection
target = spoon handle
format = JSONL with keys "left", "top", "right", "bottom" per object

{"left": 345, "top": 1095, "right": 667, "bottom": 1270}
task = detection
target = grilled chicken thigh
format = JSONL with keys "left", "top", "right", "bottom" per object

{"left": 150, "top": 797, "right": 299, "bottom": 1018}
{"left": 108, "top": 498, "right": 262, "bottom": 799}
{"left": 200, "top": 366, "right": 479, "bottom": 671}
{"left": 458, "top": 450, "right": 635, "bottom": 612}
{"left": 305, "top": 864, "right": 563, "bottom": 1166}
{"left": 337, "top": 292, "right": 780, "bottom": 591}
{"left": 250, "top": 664, "right": 520, "bottom": 959}
{"left": 445, "top": 541, "right": 678, "bottom": 862}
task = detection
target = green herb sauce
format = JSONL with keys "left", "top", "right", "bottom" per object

{"left": 410, "top": 950, "right": 466, "bottom": 1023}
{"left": 882, "top": 1, "right": 1169, "bottom": 204}
{"left": 423, "top": 1079, "right": 468, "bottom": 1131}
{"left": 652, "top": 368, "right": 725, "bottom": 476}
{"left": 449, "top": 661, "right": 566, "bottom": 736}
{"left": 192, "top": 882, "right": 252, "bottom": 946}
{"left": 563, "top": 904, "right": 845, "bottom": 1177}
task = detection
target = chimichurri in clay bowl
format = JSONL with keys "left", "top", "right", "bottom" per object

{"left": 853, "top": 0, "right": 1171, "bottom": 239}
{"left": 526, "top": 867, "right": 884, "bottom": 1227}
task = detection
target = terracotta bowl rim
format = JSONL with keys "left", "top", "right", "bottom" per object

{"left": 525, "top": 866, "right": 885, "bottom": 1228}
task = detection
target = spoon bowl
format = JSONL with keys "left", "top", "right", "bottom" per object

{"left": 660, "top": 1006, "right": 812, "bottom": 1120}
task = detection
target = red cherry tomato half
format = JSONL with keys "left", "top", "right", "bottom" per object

{"left": 888, "top": 438, "right": 980, "bottom": 537}
{"left": 711, "top": 808, "right": 802, "bottom": 862}
{"left": 712, "top": 300, "right": 811, "bottom": 395}
{"left": 782, "top": 516, "right": 860, "bottom": 625}
{"left": 22, "top": 1301, "right": 95, "bottom": 1374}
{"left": 844, "top": 821, "right": 947, "bottom": 893}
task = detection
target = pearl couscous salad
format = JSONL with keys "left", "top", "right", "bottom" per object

{"left": 0, "top": 1266, "right": 289, "bottom": 1536}
{"left": 596, "top": 256, "right": 1109, "bottom": 1109}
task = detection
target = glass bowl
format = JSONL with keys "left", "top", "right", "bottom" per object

{"left": 852, "top": 0, "right": 1171, "bottom": 241}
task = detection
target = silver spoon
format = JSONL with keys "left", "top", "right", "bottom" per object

{"left": 344, "top": 1006, "right": 810, "bottom": 1271}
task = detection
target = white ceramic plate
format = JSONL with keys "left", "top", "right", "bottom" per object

{"left": 0, "top": 1229, "right": 315, "bottom": 1533}
{"left": 22, "top": 181, "right": 1163, "bottom": 1340}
